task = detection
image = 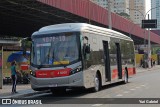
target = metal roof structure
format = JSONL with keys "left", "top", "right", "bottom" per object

{"left": 0, "top": 37, "right": 20, "bottom": 46}
{"left": 0, "top": 0, "right": 160, "bottom": 45}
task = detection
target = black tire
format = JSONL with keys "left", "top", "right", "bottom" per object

{"left": 93, "top": 73, "right": 101, "bottom": 92}
{"left": 123, "top": 70, "right": 128, "bottom": 84}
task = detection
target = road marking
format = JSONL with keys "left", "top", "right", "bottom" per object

{"left": 130, "top": 88, "right": 135, "bottom": 91}
{"left": 92, "top": 104, "right": 103, "bottom": 106}
{"left": 123, "top": 91, "right": 129, "bottom": 93}
{"left": 116, "top": 94, "right": 123, "bottom": 97}
{"left": 141, "top": 85, "right": 146, "bottom": 87}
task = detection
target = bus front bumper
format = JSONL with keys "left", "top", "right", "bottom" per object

{"left": 30, "top": 72, "right": 84, "bottom": 91}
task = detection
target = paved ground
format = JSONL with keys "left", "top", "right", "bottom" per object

{"left": 0, "top": 65, "right": 160, "bottom": 98}
{"left": 0, "top": 84, "right": 49, "bottom": 98}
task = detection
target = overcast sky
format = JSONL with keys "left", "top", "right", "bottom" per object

{"left": 145, "top": 0, "right": 151, "bottom": 19}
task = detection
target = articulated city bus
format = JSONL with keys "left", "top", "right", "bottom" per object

{"left": 29, "top": 23, "right": 136, "bottom": 94}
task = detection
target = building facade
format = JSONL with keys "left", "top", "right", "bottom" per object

{"left": 90, "top": 0, "right": 129, "bottom": 14}
{"left": 90, "top": 0, "right": 146, "bottom": 25}
{"left": 151, "top": 0, "right": 160, "bottom": 29}
{"left": 129, "top": 0, "right": 146, "bottom": 25}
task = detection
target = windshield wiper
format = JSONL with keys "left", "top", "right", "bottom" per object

{"left": 37, "top": 65, "right": 43, "bottom": 69}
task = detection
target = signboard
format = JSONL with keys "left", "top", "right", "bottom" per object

{"left": 142, "top": 19, "right": 157, "bottom": 28}
{"left": 0, "top": 47, "right": 2, "bottom": 89}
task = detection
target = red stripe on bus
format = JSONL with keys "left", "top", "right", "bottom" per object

{"left": 112, "top": 67, "right": 136, "bottom": 79}
{"left": 128, "top": 68, "right": 136, "bottom": 75}
{"left": 112, "top": 69, "right": 118, "bottom": 79}
{"left": 35, "top": 68, "right": 72, "bottom": 78}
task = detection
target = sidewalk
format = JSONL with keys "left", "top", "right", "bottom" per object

{"left": 0, "top": 65, "right": 160, "bottom": 98}
{"left": 0, "top": 84, "right": 49, "bottom": 98}
{"left": 136, "top": 65, "right": 160, "bottom": 73}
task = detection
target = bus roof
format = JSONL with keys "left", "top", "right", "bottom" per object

{"left": 32, "top": 23, "right": 132, "bottom": 41}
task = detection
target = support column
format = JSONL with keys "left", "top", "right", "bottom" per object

{"left": 148, "top": 14, "right": 151, "bottom": 68}
{"left": 0, "top": 46, "right": 3, "bottom": 89}
{"left": 108, "top": 0, "right": 112, "bottom": 29}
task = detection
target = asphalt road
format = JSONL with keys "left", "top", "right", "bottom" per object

{"left": 2, "top": 69, "right": 160, "bottom": 107}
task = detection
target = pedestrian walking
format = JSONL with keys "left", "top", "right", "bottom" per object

{"left": 153, "top": 59, "right": 155, "bottom": 66}
{"left": 151, "top": 58, "right": 153, "bottom": 67}
{"left": 140, "top": 58, "right": 143, "bottom": 67}
{"left": 11, "top": 61, "right": 18, "bottom": 94}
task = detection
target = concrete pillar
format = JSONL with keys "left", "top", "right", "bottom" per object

{"left": 0, "top": 46, "right": 3, "bottom": 89}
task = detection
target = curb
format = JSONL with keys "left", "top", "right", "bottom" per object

{"left": 3, "top": 90, "right": 50, "bottom": 98}
{"left": 137, "top": 66, "right": 160, "bottom": 73}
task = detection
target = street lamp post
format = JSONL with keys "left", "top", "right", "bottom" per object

{"left": 126, "top": 8, "right": 146, "bottom": 45}
{"left": 144, "top": 6, "right": 160, "bottom": 68}
{"left": 128, "top": 6, "right": 160, "bottom": 68}
{"left": 108, "top": 0, "right": 112, "bottom": 29}
{"left": 146, "top": 14, "right": 151, "bottom": 68}
{"left": 127, "top": 8, "right": 148, "bottom": 68}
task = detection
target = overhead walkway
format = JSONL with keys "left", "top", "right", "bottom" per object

{"left": 0, "top": 0, "right": 160, "bottom": 45}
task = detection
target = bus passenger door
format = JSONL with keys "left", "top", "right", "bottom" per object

{"left": 103, "top": 41, "right": 111, "bottom": 81}
{"left": 115, "top": 43, "right": 122, "bottom": 79}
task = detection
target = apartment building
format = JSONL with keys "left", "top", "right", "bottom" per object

{"left": 90, "top": 0, "right": 145, "bottom": 25}
{"left": 129, "top": 0, "right": 146, "bottom": 25}
{"left": 90, "top": 0, "right": 129, "bottom": 14}
{"left": 151, "top": 0, "right": 160, "bottom": 29}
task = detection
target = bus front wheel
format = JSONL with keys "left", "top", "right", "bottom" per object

{"left": 93, "top": 73, "right": 101, "bottom": 92}
{"left": 123, "top": 68, "right": 128, "bottom": 84}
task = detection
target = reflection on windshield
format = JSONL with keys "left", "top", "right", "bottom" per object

{"left": 31, "top": 32, "right": 79, "bottom": 66}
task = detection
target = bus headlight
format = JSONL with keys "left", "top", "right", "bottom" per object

{"left": 30, "top": 70, "right": 32, "bottom": 75}
{"left": 30, "top": 70, "right": 36, "bottom": 77}
{"left": 70, "top": 66, "right": 82, "bottom": 75}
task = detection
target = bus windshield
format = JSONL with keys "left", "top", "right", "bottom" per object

{"left": 31, "top": 32, "right": 80, "bottom": 67}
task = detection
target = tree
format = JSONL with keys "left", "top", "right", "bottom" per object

{"left": 117, "top": 12, "right": 130, "bottom": 20}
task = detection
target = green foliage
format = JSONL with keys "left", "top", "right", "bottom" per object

{"left": 117, "top": 12, "right": 130, "bottom": 19}
{"left": 21, "top": 38, "right": 32, "bottom": 49}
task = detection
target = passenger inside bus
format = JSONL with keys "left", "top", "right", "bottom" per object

{"left": 64, "top": 46, "right": 78, "bottom": 62}
{"left": 56, "top": 47, "right": 66, "bottom": 61}
{"left": 48, "top": 51, "right": 54, "bottom": 64}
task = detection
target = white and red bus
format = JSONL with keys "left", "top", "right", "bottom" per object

{"left": 28, "top": 23, "right": 136, "bottom": 94}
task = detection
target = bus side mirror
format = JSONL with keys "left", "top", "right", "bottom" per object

{"left": 85, "top": 44, "right": 90, "bottom": 54}
{"left": 21, "top": 37, "right": 31, "bottom": 55}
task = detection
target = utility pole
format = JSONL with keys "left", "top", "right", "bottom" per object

{"left": 88, "top": 1, "right": 91, "bottom": 24}
{"left": 108, "top": 0, "right": 112, "bottom": 29}
{"left": 148, "top": 14, "right": 151, "bottom": 68}
{"left": 0, "top": 46, "right": 3, "bottom": 89}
